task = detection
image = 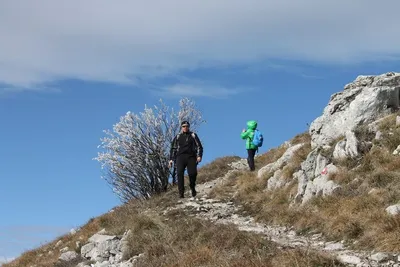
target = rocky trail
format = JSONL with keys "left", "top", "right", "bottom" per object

{"left": 165, "top": 161, "right": 400, "bottom": 267}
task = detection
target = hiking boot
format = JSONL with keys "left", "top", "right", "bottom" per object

{"left": 191, "top": 189, "right": 197, "bottom": 197}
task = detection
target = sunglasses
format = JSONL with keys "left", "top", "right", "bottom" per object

{"left": 182, "top": 125, "right": 189, "bottom": 128}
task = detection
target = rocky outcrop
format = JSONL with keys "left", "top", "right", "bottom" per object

{"left": 258, "top": 143, "right": 303, "bottom": 178}
{"left": 289, "top": 72, "right": 400, "bottom": 203}
{"left": 57, "top": 229, "right": 143, "bottom": 267}
{"left": 310, "top": 72, "right": 400, "bottom": 149}
{"left": 294, "top": 149, "right": 340, "bottom": 204}
{"left": 332, "top": 131, "right": 359, "bottom": 159}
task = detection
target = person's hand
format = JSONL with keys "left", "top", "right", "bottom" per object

{"left": 168, "top": 160, "right": 173, "bottom": 168}
{"left": 197, "top": 157, "right": 202, "bottom": 163}
{"left": 242, "top": 129, "right": 246, "bottom": 133}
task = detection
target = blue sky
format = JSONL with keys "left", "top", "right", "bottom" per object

{"left": 1, "top": 0, "right": 400, "bottom": 261}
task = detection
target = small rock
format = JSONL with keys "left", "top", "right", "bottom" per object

{"left": 59, "top": 247, "right": 69, "bottom": 253}
{"left": 55, "top": 240, "right": 63, "bottom": 247}
{"left": 97, "top": 229, "right": 107, "bottom": 235}
{"left": 370, "top": 252, "right": 390, "bottom": 262}
{"left": 58, "top": 251, "right": 78, "bottom": 262}
{"left": 324, "top": 242, "right": 344, "bottom": 251}
{"left": 375, "top": 131, "right": 383, "bottom": 140}
{"left": 386, "top": 204, "right": 400, "bottom": 216}
{"left": 393, "top": 145, "right": 400, "bottom": 155}
{"left": 337, "top": 254, "right": 361, "bottom": 265}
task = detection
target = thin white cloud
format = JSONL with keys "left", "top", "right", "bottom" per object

{"left": 159, "top": 83, "right": 243, "bottom": 98}
{"left": 1, "top": 0, "right": 400, "bottom": 92}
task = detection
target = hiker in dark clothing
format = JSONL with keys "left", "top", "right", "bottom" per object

{"left": 241, "top": 120, "right": 258, "bottom": 171}
{"left": 169, "top": 121, "right": 203, "bottom": 198}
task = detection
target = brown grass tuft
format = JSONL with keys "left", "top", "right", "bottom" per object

{"left": 291, "top": 131, "right": 312, "bottom": 145}
{"left": 255, "top": 145, "right": 287, "bottom": 169}
{"left": 196, "top": 156, "right": 241, "bottom": 183}
{"left": 281, "top": 142, "right": 312, "bottom": 180}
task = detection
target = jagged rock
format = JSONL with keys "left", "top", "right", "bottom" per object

{"left": 333, "top": 131, "right": 359, "bottom": 159}
{"left": 294, "top": 150, "right": 340, "bottom": 204}
{"left": 79, "top": 229, "right": 133, "bottom": 266}
{"left": 266, "top": 169, "right": 286, "bottom": 190}
{"left": 310, "top": 72, "right": 400, "bottom": 148}
{"left": 58, "top": 251, "right": 78, "bottom": 261}
{"left": 55, "top": 240, "right": 63, "bottom": 247}
{"left": 396, "top": 116, "right": 400, "bottom": 126}
{"left": 386, "top": 204, "right": 400, "bottom": 215}
{"left": 229, "top": 159, "right": 249, "bottom": 171}
{"left": 88, "top": 233, "right": 117, "bottom": 243}
{"left": 257, "top": 143, "right": 304, "bottom": 178}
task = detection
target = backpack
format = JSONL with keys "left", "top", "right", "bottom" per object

{"left": 174, "top": 132, "right": 200, "bottom": 155}
{"left": 252, "top": 129, "right": 263, "bottom": 147}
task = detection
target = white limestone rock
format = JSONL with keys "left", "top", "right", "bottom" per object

{"left": 310, "top": 72, "right": 400, "bottom": 148}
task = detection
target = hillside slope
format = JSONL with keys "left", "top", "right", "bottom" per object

{"left": 5, "top": 72, "right": 400, "bottom": 267}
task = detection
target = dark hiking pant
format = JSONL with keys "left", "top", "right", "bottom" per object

{"left": 247, "top": 149, "right": 257, "bottom": 171}
{"left": 176, "top": 154, "right": 197, "bottom": 197}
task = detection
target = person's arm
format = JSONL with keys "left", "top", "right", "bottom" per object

{"left": 241, "top": 129, "right": 251, "bottom": 139}
{"left": 194, "top": 134, "right": 203, "bottom": 158}
{"left": 169, "top": 136, "right": 178, "bottom": 161}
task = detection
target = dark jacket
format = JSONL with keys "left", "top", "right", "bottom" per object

{"left": 169, "top": 131, "right": 203, "bottom": 160}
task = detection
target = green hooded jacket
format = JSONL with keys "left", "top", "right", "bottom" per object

{"left": 240, "top": 120, "right": 258, "bottom": 150}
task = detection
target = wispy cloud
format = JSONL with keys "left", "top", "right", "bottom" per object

{"left": 158, "top": 83, "right": 244, "bottom": 98}
{"left": 1, "top": 0, "right": 400, "bottom": 92}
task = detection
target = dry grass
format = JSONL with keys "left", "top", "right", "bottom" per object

{"left": 255, "top": 145, "right": 287, "bottom": 170}
{"left": 210, "top": 125, "right": 400, "bottom": 253}
{"left": 376, "top": 113, "right": 400, "bottom": 151}
{"left": 228, "top": 164, "right": 400, "bottom": 252}
{"left": 291, "top": 131, "right": 312, "bottom": 145}
{"left": 6, "top": 179, "right": 343, "bottom": 267}
{"left": 281, "top": 142, "right": 312, "bottom": 180}
{"left": 122, "top": 206, "right": 343, "bottom": 267}
{"left": 377, "top": 113, "right": 398, "bottom": 132}
{"left": 196, "top": 155, "right": 241, "bottom": 183}
{"left": 10, "top": 116, "right": 400, "bottom": 266}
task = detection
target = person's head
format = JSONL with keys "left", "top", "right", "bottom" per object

{"left": 247, "top": 120, "right": 257, "bottom": 130}
{"left": 181, "top": 120, "right": 190, "bottom": 132}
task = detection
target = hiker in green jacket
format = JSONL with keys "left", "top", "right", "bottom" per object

{"left": 241, "top": 120, "right": 258, "bottom": 171}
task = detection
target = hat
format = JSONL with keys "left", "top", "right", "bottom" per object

{"left": 181, "top": 120, "right": 190, "bottom": 127}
